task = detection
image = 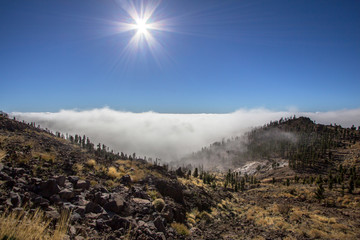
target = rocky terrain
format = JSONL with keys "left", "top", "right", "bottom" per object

{"left": 1, "top": 113, "right": 360, "bottom": 239}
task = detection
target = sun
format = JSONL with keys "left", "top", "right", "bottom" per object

{"left": 114, "top": 0, "right": 173, "bottom": 64}
{"left": 135, "top": 18, "right": 149, "bottom": 35}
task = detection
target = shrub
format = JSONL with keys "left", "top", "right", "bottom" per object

{"left": 73, "top": 163, "right": 83, "bottom": 173}
{"left": 86, "top": 159, "right": 96, "bottom": 168}
{"left": 152, "top": 198, "right": 165, "bottom": 212}
{"left": 198, "top": 211, "right": 213, "bottom": 223}
{"left": 147, "top": 190, "right": 161, "bottom": 201}
{"left": 171, "top": 222, "right": 189, "bottom": 236}
{"left": 107, "top": 166, "right": 120, "bottom": 178}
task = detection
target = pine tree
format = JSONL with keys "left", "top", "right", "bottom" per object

{"left": 193, "top": 168, "right": 199, "bottom": 178}
{"left": 315, "top": 183, "right": 325, "bottom": 201}
{"left": 349, "top": 176, "right": 355, "bottom": 194}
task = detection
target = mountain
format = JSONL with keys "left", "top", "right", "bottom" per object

{"left": 1, "top": 113, "right": 360, "bottom": 239}
{"left": 179, "top": 116, "right": 360, "bottom": 173}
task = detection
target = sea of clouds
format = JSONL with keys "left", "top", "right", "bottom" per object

{"left": 11, "top": 107, "right": 360, "bottom": 161}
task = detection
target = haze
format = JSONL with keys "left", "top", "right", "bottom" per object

{"left": 12, "top": 108, "right": 360, "bottom": 161}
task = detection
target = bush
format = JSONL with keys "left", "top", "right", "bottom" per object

{"left": 171, "top": 222, "right": 189, "bottom": 236}
{"left": 86, "top": 159, "right": 96, "bottom": 168}
{"left": 107, "top": 166, "right": 120, "bottom": 178}
{"left": 152, "top": 198, "right": 165, "bottom": 212}
{"left": 198, "top": 211, "right": 213, "bottom": 223}
{"left": 147, "top": 190, "right": 161, "bottom": 201}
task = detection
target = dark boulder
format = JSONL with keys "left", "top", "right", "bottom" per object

{"left": 75, "top": 180, "right": 90, "bottom": 191}
{"left": 103, "top": 194, "right": 126, "bottom": 214}
{"left": 55, "top": 176, "right": 66, "bottom": 187}
{"left": 105, "top": 215, "right": 131, "bottom": 230}
{"left": 154, "top": 216, "right": 166, "bottom": 233}
{"left": 59, "top": 189, "right": 75, "bottom": 200}
{"left": 68, "top": 176, "right": 79, "bottom": 184}
{"left": 120, "top": 175, "right": 132, "bottom": 186}
{"left": 85, "top": 201, "right": 103, "bottom": 214}
{"left": 10, "top": 192, "right": 22, "bottom": 207}
{"left": 154, "top": 179, "right": 184, "bottom": 204}
{"left": 38, "top": 179, "right": 60, "bottom": 198}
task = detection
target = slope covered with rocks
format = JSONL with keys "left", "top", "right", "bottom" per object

{"left": 0, "top": 114, "right": 218, "bottom": 239}
{"left": 1, "top": 113, "right": 360, "bottom": 239}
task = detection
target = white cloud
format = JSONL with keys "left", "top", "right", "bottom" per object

{"left": 11, "top": 107, "right": 360, "bottom": 161}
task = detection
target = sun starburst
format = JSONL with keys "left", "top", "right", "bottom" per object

{"left": 114, "top": 0, "right": 171, "bottom": 65}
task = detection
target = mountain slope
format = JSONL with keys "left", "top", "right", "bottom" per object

{"left": 179, "top": 116, "right": 360, "bottom": 173}
{"left": 1, "top": 113, "right": 360, "bottom": 239}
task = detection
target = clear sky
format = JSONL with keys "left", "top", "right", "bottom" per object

{"left": 1, "top": 0, "right": 359, "bottom": 113}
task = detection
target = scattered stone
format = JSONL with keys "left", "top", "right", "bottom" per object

{"left": 45, "top": 209, "right": 60, "bottom": 220}
{"left": 34, "top": 196, "right": 50, "bottom": 208}
{"left": 68, "top": 176, "right": 79, "bottom": 184}
{"left": 38, "top": 179, "right": 60, "bottom": 198}
{"left": 155, "top": 179, "right": 184, "bottom": 204}
{"left": 105, "top": 215, "right": 131, "bottom": 230}
{"left": 94, "top": 192, "right": 109, "bottom": 206}
{"left": 49, "top": 194, "right": 62, "bottom": 204}
{"left": 75, "top": 180, "right": 90, "bottom": 191}
{"left": 103, "top": 194, "right": 126, "bottom": 214}
{"left": 120, "top": 174, "right": 132, "bottom": 186}
{"left": 85, "top": 201, "right": 103, "bottom": 214}
{"left": 154, "top": 216, "right": 166, "bottom": 233}
{"left": 132, "top": 198, "right": 151, "bottom": 205}
{"left": 55, "top": 176, "right": 66, "bottom": 187}
{"left": 59, "top": 189, "right": 75, "bottom": 200}
{"left": 9, "top": 191, "right": 22, "bottom": 207}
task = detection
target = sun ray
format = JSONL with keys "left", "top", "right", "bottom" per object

{"left": 112, "top": 0, "right": 173, "bottom": 66}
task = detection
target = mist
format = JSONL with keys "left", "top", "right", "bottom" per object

{"left": 11, "top": 107, "right": 360, "bottom": 162}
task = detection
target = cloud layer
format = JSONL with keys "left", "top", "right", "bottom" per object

{"left": 11, "top": 108, "right": 360, "bottom": 161}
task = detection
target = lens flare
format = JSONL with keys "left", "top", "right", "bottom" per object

{"left": 135, "top": 18, "right": 149, "bottom": 35}
{"left": 114, "top": 0, "right": 171, "bottom": 65}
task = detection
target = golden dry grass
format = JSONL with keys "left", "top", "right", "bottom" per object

{"left": 73, "top": 163, "right": 83, "bottom": 174}
{"left": 171, "top": 222, "right": 189, "bottom": 236}
{"left": 111, "top": 159, "right": 156, "bottom": 182}
{"left": 0, "top": 208, "right": 70, "bottom": 240}
{"left": 32, "top": 152, "right": 56, "bottom": 162}
{"left": 107, "top": 166, "right": 121, "bottom": 178}
{"left": 230, "top": 183, "right": 359, "bottom": 239}
{"left": 147, "top": 190, "right": 161, "bottom": 201}
{"left": 86, "top": 159, "right": 96, "bottom": 167}
{"left": 0, "top": 149, "right": 6, "bottom": 161}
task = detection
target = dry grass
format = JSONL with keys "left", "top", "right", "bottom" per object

{"left": 198, "top": 211, "right": 213, "bottom": 223}
{"left": 310, "top": 214, "right": 336, "bottom": 224}
{"left": 147, "top": 190, "right": 161, "bottom": 201}
{"left": 0, "top": 208, "right": 69, "bottom": 240}
{"left": 107, "top": 166, "right": 121, "bottom": 178}
{"left": 73, "top": 163, "right": 83, "bottom": 174}
{"left": 171, "top": 222, "right": 189, "bottom": 236}
{"left": 0, "top": 149, "right": 6, "bottom": 161}
{"left": 178, "top": 176, "right": 205, "bottom": 188}
{"left": 187, "top": 208, "right": 201, "bottom": 226}
{"left": 86, "top": 159, "right": 96, "bottom": 168}
{"left": 32, "top": 152, "right": 56, "bottom": 162}
{"left": 104, "top": 179, "right": 119, "bottom": 188}
{"left": 234, "top": 188, "right": 358, "bottom": 239}
{"left": 111, "top": 160, "right": 151, "bottom": 182}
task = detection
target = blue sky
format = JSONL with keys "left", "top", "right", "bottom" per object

{"left": 1, "top": 0, "right": 359, "bottom": 113}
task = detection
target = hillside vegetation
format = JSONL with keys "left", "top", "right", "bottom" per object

{"left": 0, "top": 113, "right": 360, "bottom": 239}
